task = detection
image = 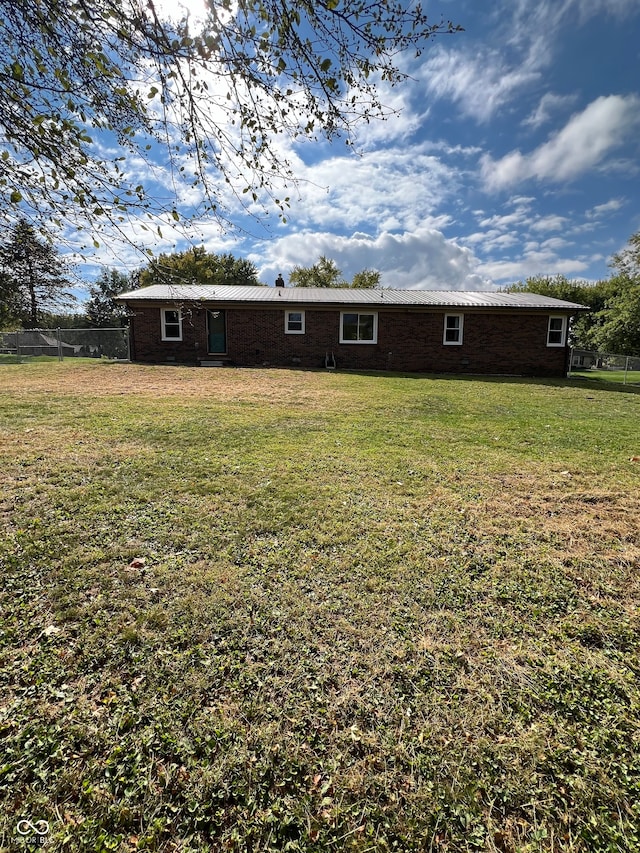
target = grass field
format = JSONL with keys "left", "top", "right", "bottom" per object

{"left": 1, "top": 362, "right": 639, "bottom": 852}
{"left": 0, "top": 356, "right": 112, "bottom": 365}
{"left": 570, "top": 369, "right": 640, "bottom": 386}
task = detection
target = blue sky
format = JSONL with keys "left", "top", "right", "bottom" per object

{"left": 77, "top": 0, "right": 640, "bottom": 292}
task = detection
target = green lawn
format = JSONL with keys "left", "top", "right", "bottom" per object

{"left": 0, "top": 355, "right": 113, "bottom": 365}
{"left": 0, "top": 353, "right": 34, "bottom": 364}
{"left": 571, "top": 369, "right": 640, "bottom": 386}
{"left": 1, "top": 362, "right": 639, "bottom": 852}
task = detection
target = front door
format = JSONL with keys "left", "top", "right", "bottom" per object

{"left": 207, "top": 310, "right": 226, "bottom": 353}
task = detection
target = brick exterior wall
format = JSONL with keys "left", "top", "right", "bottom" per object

{"left": 127, "top": 302, "right": 571, "bottom": 376}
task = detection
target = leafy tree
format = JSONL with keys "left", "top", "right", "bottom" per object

{"left": 586, "top": 276, "right": 640, "bottom": 356}
{"left": 504, "top": 274, "right": 609, "bottom": 348}
{"left": 0, "top": 269, "right": 21, "bottom": 328}
{"left": 289, "top": 256, "right": 346, "bottom": 288}
{"left": 0, "top": 0, "right": 461, "bottom": 232}
{"left": 138, "top": 248, "right": 261, "bottom": 288}
{"left": 0, "top": 218, "right": 74, "bottom": 327}
{"left": 37, "top": 311, "right": 91, "bottom": 328}
{"left": 86, "top": 268, "right": 132, "bottom": 327}
{"left": 584, "top": 236, "right": 640, "bottom": 355}
{"left": 288, "top": 256, "right": 380, "bottom": 288}
{"left": 351, "top": 268, "right": 381, "bottom": 289}
{"left": 505, "top": 274, "right": 594, "bottom": 305}
{"left": 611, "top": 231, "right": 640, "bottom": 280}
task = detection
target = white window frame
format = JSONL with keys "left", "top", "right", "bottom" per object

{"left": 443, "top": 313, "right": 464, "bottom": 346}
{"left": 161, "top": 308, "right": 183, "bottom": 341}
{"left": 284, "top": 310, "right": 305, "bottom": 335}
{"left": 547, "top": 315, "right": 567, "bottom": 347}
{"left": 339, "top": 311, "right": 378, "bottom": 344}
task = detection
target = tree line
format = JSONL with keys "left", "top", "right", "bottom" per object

{"left": 2, "top": 218, "right": 640, "bottom": 356}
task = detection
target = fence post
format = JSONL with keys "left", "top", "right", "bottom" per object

{"left": 624, "top": 356, "right": 629, "bottom": 385}
{"left": 57, "top": 327, "right": 63, "bottom": 361}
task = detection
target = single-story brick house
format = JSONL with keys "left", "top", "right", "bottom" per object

{"left": 117, "top": 284, "right": 588, "bottom": 376}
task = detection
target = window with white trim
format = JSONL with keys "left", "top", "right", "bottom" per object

{"left": 340, "top": 312, "right": 378, "bottom": 343}
{"left": 161, "top": 308, "right": 182, "bottom": 341}
{"left": 285, "top": 310, "right": 305, "bottom": 334}
{"left": 547, "top": 315, "right": 567, "bottom": 347}
{"left": 443, "top": 313, "right": 463, "bottom": 345}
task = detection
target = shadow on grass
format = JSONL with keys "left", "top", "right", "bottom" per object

{"left": 335, "top": 367, "right": 640, "bottom": 395}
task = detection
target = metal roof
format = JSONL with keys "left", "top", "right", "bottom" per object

{"left": 117, "top": 284, "right": 587, "bottom": 310}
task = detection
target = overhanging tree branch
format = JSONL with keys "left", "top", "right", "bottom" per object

{"left": 0, "top": 0, "right": 462, "bottom": 236}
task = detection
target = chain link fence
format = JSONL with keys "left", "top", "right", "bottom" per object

{"left": 569, "top": 348, "right": 640, "bottom": 385}
{"left": 0, "top": 328, "right": 129, "bottom": 362}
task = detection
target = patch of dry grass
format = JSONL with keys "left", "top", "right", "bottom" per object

{"left": 0, "top": 361, "right": 354, "bottom": 407}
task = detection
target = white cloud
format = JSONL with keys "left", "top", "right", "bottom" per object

{"left": 64, "top": 197, "right": 240, "bottom": 277}
{"left": 465, "top": 230, "right": 521, "bottom": 252}
{"left": 586, "top": 198, "right": 626, "bottom": 219}
{"left": 507, "top": 0, "right": 637, "bottom": 49}
{"left": 423, "top": 0, "right": 639, "bottom": 127}
{"left": 570, "top": 0, "right": 639, "bottom": 22}
{"left": 256, "top": 135, "right": 463, "bottom": 236}
{"left": 530, "top": 215, "right": 569, "bottom": 232}
{"left": 346, "top": 71, "right": 430, "bottom": 147}
{"left": 478, "top": 253, "right": 589, "bottom": 284}
{"left": 482, "top": 95, "right": 640, "bottom": 190}
{"left": 461, "top": 195, "right": 601, "bottom": 285}
{"left": 153, "top": 0, "right": 208, "bottom": 28}
{"left": 422, "top": 47, "right": 541, "bottom": 123}
{"left": 252, "top": 226, "right": 492, "bottom": 290}
{"left": 479, "top": 210, "right": 529, "bottom": 230}
{"left": 523, "top": 93, "right": 578, "bottom": 129}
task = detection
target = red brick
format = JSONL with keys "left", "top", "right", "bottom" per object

{"left": 127, "top": 303, "right": 570, "bottom": 376}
